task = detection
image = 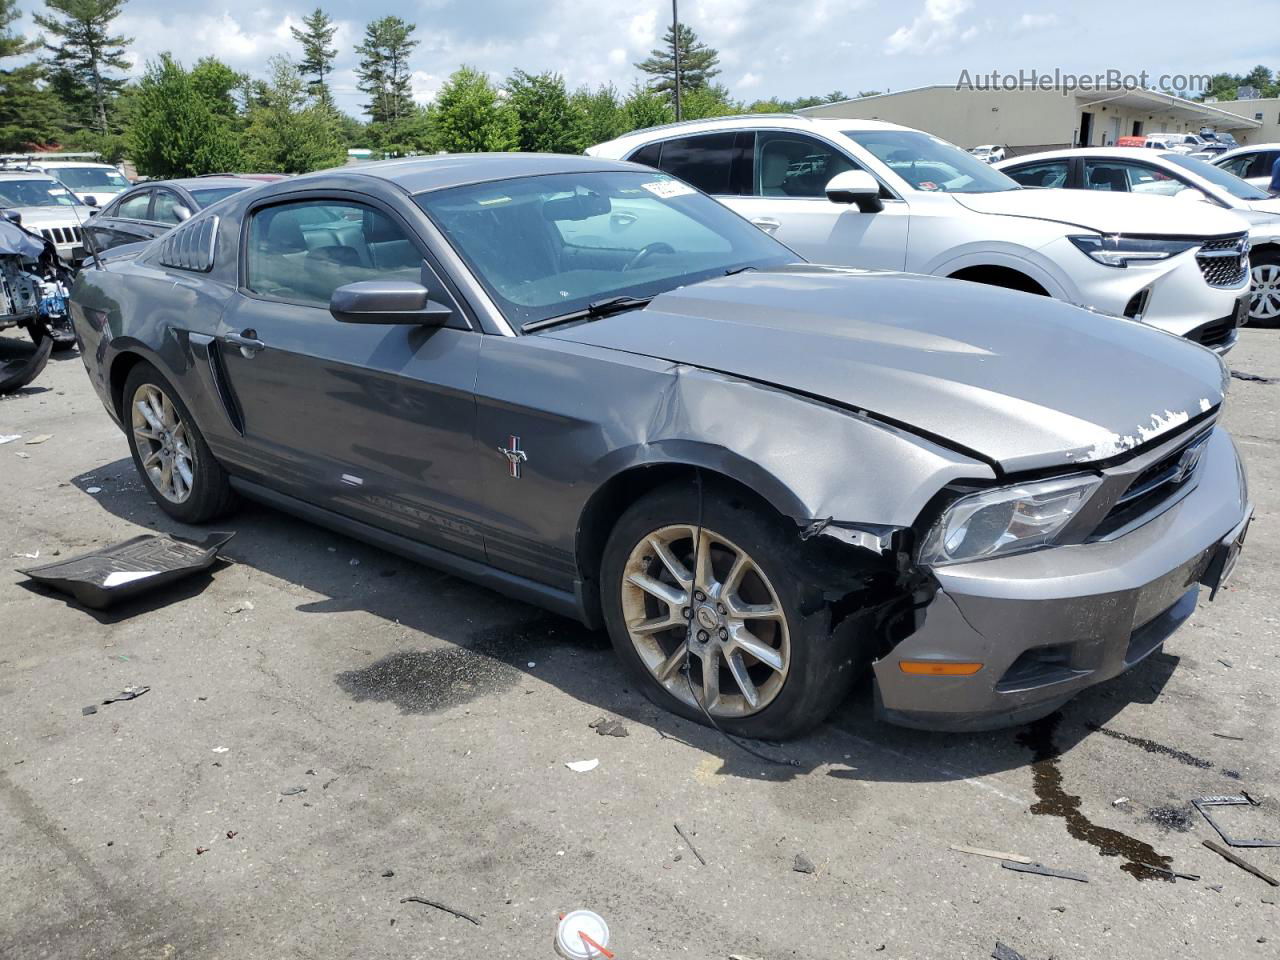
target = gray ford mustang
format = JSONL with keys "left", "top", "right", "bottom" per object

{"left": 69, "top": 153, "right": 1252, "bottom": 737}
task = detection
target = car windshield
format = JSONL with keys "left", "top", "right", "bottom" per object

{"left": 417, "top": 170, "right": 795, "bottom": 329}
{"left": 1163, "top": 153, "right": 1270, "bottom": 200}
{"left": 843, "top": 130, "right": 1020, "bottom": 193}
{"left": 0, "top": 177, "right": 82, "bottom": 207}
{"left": 190, "top": 185, "right": 249, "bottom": 208}
{"left": 53, "top": 166, "right": 130, "bottom": 191}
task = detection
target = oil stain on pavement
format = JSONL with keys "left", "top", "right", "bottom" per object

{"left": 1019, "top": 714, "right": 1174, "bottom": 881}
{"left": 335, "top": 616, "right": 605, "bottom": 714}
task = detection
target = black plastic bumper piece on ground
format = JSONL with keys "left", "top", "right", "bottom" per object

{"left": 18, "top": 531, "right": 234, "bottom": 609}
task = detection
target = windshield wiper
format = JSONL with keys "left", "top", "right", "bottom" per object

{"left": 521, "top": 295, "right": 654, "bottom": 333}
{"left": 724, "top": 265, "right": 757, "bottom": 276}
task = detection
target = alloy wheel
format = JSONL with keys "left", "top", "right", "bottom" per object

{"left": 619, "top": 524, "right": 790, "bottom": 718}
{"left": 130, "top": 383, "right": 195, "bottom": 504}
{"left": 1251, "top": 263, "right": 1280, "bottom": 322}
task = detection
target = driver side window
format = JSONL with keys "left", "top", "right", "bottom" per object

{"left": 753, "top": 132, "right": 860, "bottom": 198}
{"left": 246, "top": 199, "right": 423, "bottom": 307}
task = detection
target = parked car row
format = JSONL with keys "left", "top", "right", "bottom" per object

{"left": 589, "top": 115, "right": 1253, "bottom": 348}
{"left": 67, "top": 138, "right": 1253, "bottom": 739}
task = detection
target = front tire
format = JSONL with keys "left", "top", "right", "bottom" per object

{"left": 123, "top": 363, "right": 238, "bottom": 523}
{"left": 600, "top": 481, "right": 861, "bottom": 740}
{"left": 1249, "top": 249, "right": 1280, "bottom": 327}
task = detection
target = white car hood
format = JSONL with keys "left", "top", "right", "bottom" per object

{"left": 951, "top": 189, "right": 1250, "bottom": 237}
{"left": 1245, "top": 197, "right": 1280, "bottom": 217}
{"left": 7, "top": 206, "right": 85, "bottom": 229}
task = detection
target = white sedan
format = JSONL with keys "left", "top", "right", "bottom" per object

{"left": 997, "top": 147, "right": 1280, "bottom": 325}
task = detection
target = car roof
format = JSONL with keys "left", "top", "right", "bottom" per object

{"left": 590, "top": 114, "right": 914, "bottom": 154}
{"left": 145, "top": 177, "right": 250, "bottom": 191}
{"left": 998, "top": 147, "right": 1189, "bottom": 165}
{"left": 29, "top": 160, "right": 117, "bottom": 169}
{"left": 283, "top": 152, "right": 642, "bottom": 195}
{"left": 1215, "top": 142, "right": 1280, "bottom": 157}
{"left": 0, "top": 170, "right": 60, "bottom": 181}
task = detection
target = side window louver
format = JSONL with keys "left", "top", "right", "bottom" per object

{"left": 156, "top": 215, "right": 218, "bottom": 272}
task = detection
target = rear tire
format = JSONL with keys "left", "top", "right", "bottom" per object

{"left": 123, "top": 363, "right": 238, "bottom": 523}
{"left": 600, "top": 480, "right": 862, "bottom": 740}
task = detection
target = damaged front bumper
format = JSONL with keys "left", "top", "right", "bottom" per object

{"left": 874, "top": 427, "right": 1251, "bottom": 731}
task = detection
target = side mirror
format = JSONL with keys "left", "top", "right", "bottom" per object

{"left": 173, "top": 204, "right": 192, "bottom": 222}
{"left": 2, "top": 209, "right": 21, "bottom": 225}
{"left": 330, "top": 280, "right": 453, "bottom": 326}
{"left": 83, "top": 195, "right": 98, "bottom": 208}
{"left": 825, "top": 170, "right": 883, "bottom": 213}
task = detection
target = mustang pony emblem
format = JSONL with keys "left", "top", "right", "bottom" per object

{"left": 498, "top": 435, "right": 528, "bottom": 478}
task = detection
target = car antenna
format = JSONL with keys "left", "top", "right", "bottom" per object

{"left": 64, "top": 194, "right": 104, "bottom": 270}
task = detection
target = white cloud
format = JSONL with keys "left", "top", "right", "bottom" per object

{"left": 1014, "top": 13, "right": 1060, "bottom": 31}
{"left": 608, "top": 48, "right": 627, "bottom": 66}
{"left": 737, "top": 71, "right": 762, "bottom": 90}
{"left": 884, "top": 0, "right": 976, "bottom": 55}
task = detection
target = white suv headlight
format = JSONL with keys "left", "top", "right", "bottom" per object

{"left": 1069, "top": 234, "right": 1199, "bottom": 268}
{"left": 919, "top": 474, "right": 1103, "bottom": 566}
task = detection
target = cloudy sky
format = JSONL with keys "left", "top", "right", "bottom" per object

{"left": 9, "top": 0, "right": 1279, "bottom": 119}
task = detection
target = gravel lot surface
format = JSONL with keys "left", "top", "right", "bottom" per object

{"left": 1, "top": 329, "right": 1277, "bottom": 959}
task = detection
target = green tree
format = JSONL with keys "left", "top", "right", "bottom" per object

{"left": 432, "top": 66, "right": 518, "bottom": 153}
{"left": 621, "top": 83, "right": 672, "bottom": 132}
{"left": 242, "top": 55, "right": 347, "bottom": 173}
{"left": 190, "top": 56, "right": 244, "bottom": 120}
{"left": 355, "top": 15, "right": 417, "bottom": 125}
{"left": 570, "top": 83, "right": 625, "bottom": 147}
{"left": 127, "top": 54, "right": 242, "bottom": 177}
{"left": 0, "top": 0, "right": 66, "bottom": 149}
{"left": 33, "top": 0, "right": 132, "bottom": 135}
{"left": 506, "top": 69, "right": 583, "bottom": 153}
{"left": 635, "top": 23, "right": 719, "bottom": 106}
{"left": 680, "top": 83, "right": 738, "bottom": 120}
{"left": 291, "top": 7, "right": 338, "bottom": 103}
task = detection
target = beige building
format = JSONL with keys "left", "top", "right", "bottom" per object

{"left": 797, "top": 84, "right": 1261, "bottom": 156}
{"left": 1211, "top": 97, "right": 1280, "bottom": 145}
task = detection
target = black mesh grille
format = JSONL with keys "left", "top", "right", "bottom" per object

{"left": 1196, "top": 234, "right": 1248, "bottom": 288}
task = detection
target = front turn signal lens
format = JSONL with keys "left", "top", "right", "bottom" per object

{"left": 899, "top": 660, "right": 984, "bottom": 676}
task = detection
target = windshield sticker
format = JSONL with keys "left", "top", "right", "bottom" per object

{"left": 641, "top": 179, "right": 696, "bottom": 199}
{"left": 918, "top": 181, "right": 940, "bottom": 192}
{"left": 477, "top": 195, "right": 511, "bottom": 206}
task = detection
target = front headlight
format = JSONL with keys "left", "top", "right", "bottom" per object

{"left": 1069, "top": 234, "right": 1199, "bottom": 268}
{"left": 919, "top": 474, "right": 1103, "bottom": 566}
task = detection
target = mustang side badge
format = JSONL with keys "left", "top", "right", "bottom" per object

{"left": 499, "top": 435, "right": 528, "bottom": 479}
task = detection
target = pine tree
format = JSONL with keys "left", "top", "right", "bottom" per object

{"left": 635, "top": 23, "right": 719, "bottom": 104}
{"left": 33, "top": 0, "right": 132, "bottom": 135}
{"left": 242, "top": 56, "right": 347, "bottom": 173}
{"left": 291, "top": 8, "right": 338, "bottom": 103}
{"left": 354, "top": 16, "right": 418, "bottom": 125}
{"left": 0, "top": 0, "right": 65, "bottom": 149}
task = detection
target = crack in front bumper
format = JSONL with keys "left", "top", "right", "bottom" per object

{"left": 873, "top": 427, "right": 1250, "bottom": 731}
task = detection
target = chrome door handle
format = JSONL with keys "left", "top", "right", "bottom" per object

{"left": 223, "top": 330, "right": 265, "bottom": 357}
{"left": 751, "top": 217, "right": 781, "bottom": 233}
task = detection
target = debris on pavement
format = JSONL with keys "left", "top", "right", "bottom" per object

{"left": 1135, "top": 862, "right": 1200, "bottom": 882}
{"left": 1113, "top": 797, "right": 1131, "bottom": 806}
{"left": 280, "top": 786, "right": 307, "bottom": 797}
{"left": 0, "top": 433, "right": 19, "bottom": 443}
{"left": 211, "top": 746, "right": 229, "bottom": 754}
{"left": 18, "top": 531, "right": 234, "bottom": 609}
{"left": 565, "top": 758, "right": 599, "bottom": 773}
{"left": 196, "top": 847, "right": 209, "bottom": 855}
{"left": 226, "top": 831, "right": 237, "bottom": 839}
{"left": 1212, "top": 733, "right": 1246, "bottom": 741}
{"left": 24, "top": 433, "right": 50, "bottom": 444}
{"left": 81, "top": 705, "right": 97, "bottom": 716}
{"left": 674, "top": 822, "right": 706, "bottom": 866}
{"left": 1231, "top": 369, "right": 1278, "bottom": 384}
{"left": 101, "top": 685, "right": 149, "bottom": 705}
{"left": 792, "top": 852, "right": 816, "bottom": 874}
{"left": 1203, "top": 840, "right": 1280, "bottom": 886}
{"left": 226, "top": 599, "right": 254, "bottom": 614}
{"left": 1193, "top": 795, "right": 1280, "bottom": 847}
{"left": 555, "top": 909, "right": 610, "bottom": 958}
{"left": 11, "top": 549, "right": 38, "bottom": 559}
{"left": 992, "top": 943, "right": 1028, "bottom": 960}
{"left": 381, "top": 869, "right": 394, "bottom": 877}
{"left": 1001, "top": 861, "right": 1090, "bottom": 883}
{"left": 399, "top": 896, "right": 481, "bottom": 925}
{"left": 589, "top": 717, "right": 629, "bottom": 737}
{"left": 950, "top": 844, "right": 1033, "bottom": 865}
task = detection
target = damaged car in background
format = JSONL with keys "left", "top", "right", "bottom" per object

{"left": 0, "top": 215, "right": 73, "bottom": 392}
{"left": 69, "top": 155, "right": 1252, "bottom": 737}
